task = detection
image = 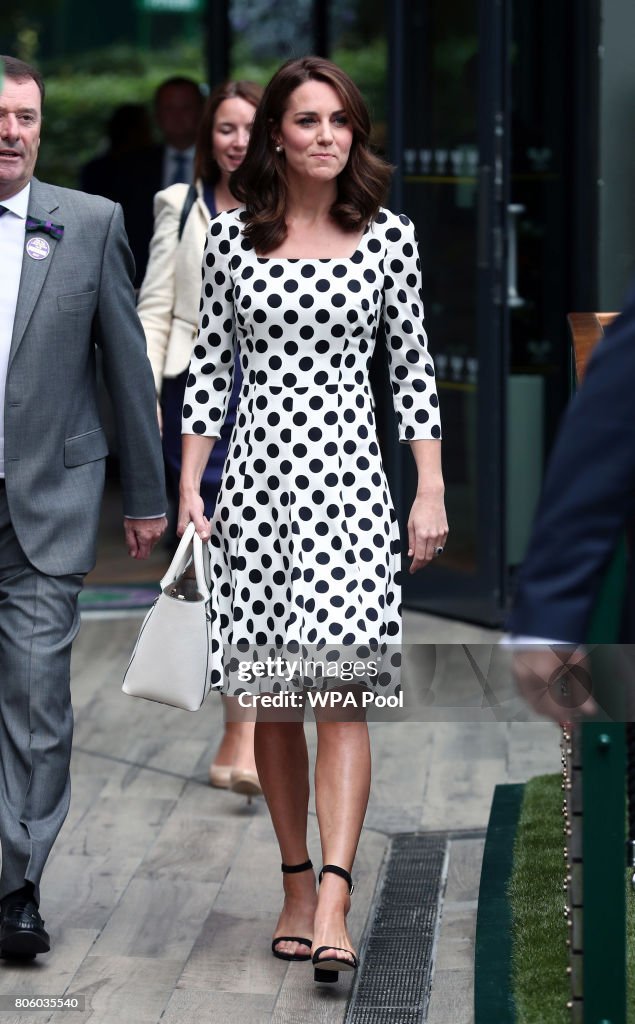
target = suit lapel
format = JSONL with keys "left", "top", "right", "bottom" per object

{"left": 9, "top": 179, "right": 62, "bottom": 365}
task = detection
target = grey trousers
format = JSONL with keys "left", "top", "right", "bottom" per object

{"left": 0, "top": 482, "right": 83, "bottom": 903}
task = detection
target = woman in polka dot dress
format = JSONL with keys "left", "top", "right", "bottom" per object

{"left": 178, "top": 58, "right": 448, "bottom": 983}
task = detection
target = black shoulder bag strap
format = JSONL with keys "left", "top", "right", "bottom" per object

{"left": 178, "top": 184, "right": 198, "bottom": 241}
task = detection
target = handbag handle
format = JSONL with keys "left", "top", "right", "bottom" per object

{"left": 160, "top": 521, "right": 211, "bottom": 602}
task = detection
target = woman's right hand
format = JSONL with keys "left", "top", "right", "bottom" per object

{"left": 177, "top": 489, "right": 211, "bottom": 541}
{"left": 179, "top": 434, "right": 216, "bottom": 541}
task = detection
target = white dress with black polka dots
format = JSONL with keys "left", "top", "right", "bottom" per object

{"left": 182, "top": 207, "right": 441, "bottom": 688}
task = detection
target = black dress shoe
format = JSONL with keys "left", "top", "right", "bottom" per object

{"left": 0, "top": 897, "right": 50, "bottom": 959}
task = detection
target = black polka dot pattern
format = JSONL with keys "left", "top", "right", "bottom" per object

{"left": 182, "top": 207, "right": 441, "bottom": 662}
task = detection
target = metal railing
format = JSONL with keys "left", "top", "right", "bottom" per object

{"left": 563, "top": 722, "right": 626, "bottom": 1023}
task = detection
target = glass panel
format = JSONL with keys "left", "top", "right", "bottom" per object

{"left": 400, "top": 1, "right": 480, "bottom": 575}
{"left": 230, "top": 0, "right": 313, "bottom": 79}
{"left": 329, "top": 0, "right": 388, "bottom": 143}
{"left": 506, "top": 0, "right": 569, "bottom": 566}
{"left": 11, "top": 1, "right": 206, "bottom": 188}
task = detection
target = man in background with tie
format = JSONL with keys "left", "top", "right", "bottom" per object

{"left": 82, "top": 76, "right": 204, "bottom": 286}
{"left": 0, "top": 55, "right": 166, "bottom": 958}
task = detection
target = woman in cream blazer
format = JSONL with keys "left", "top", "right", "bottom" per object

{"left": 137, "top": 79, "right": 263, "bottom": 797}
{"left": 138, "top": 176, "right": 221, "bottom": 493}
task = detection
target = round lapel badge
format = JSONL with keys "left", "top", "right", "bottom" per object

{"left": 26, "top": 236, "right": 50, "bottom": 260}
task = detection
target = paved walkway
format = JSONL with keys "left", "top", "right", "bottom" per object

{"left": 0, "top": 610, "right": 560, "bottom": 1024}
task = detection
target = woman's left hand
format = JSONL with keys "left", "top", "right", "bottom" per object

{"left": 406, "top": 489, "right": 449, "bottom": 573}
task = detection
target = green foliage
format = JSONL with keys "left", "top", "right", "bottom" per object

{"left": 36, "top": 37, "right": 386, "bottom": 188}
{"left": 35, "top": 44, "right": 205, "bottom": 187}
{"left": 332, "top": 38, "right": 387, "bottom": 124}
{"left": 232, "top": 38, "right": 387, "bottom": 122}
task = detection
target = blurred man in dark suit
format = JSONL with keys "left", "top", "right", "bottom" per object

{"left": 508, "top": 286, "right": 635, "bottom": 719}
{"left": 82, "top": 77, "right": 204, "bottom": 285}
{"left": 80, "top": 103, "right": 153, "bottom": 201}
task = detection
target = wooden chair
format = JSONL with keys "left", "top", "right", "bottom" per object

{"left": 568, "top": 312, "right": 619, "bottom": 384}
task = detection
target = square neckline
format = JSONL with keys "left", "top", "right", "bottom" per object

{"left": 251, "top": 222, "right": 372, "bottom": 263}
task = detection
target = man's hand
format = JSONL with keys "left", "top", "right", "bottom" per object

{"left": 123, "top": 516, "right": 168, "bottom": 559}
{"left": 512, "top": 645, "right": 598, "bottom": 723}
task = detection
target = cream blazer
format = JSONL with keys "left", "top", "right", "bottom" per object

{"left": 137, "top": 180, "right": 211, "bottom": 393}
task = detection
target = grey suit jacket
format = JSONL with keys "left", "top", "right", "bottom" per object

{"left": 3, "top": 178, "right": 166, "bottom": 576}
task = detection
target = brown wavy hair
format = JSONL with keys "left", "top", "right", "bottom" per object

{"left": 230, "top": 57, "right": 392, "bottom": 254}
{"left": 194, "top": 80, "right": 263, "bottom": 186}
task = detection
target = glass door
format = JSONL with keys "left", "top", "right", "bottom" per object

{"left": 505, "top": 1, "right": 574, "bottom": 571}
{"left": 383, "top": 0, "right": 510, "bottom": 624}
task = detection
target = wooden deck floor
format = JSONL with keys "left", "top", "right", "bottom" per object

{"left": 0, "top": 485, "right": 560, "bottom": 1022}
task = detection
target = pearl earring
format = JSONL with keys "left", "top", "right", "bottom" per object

{"left": 275, "top": 144, "right": 283, "bottom": 153}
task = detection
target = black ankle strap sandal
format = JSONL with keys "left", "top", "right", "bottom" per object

{"left": 318, "top": 863, "right": 355, "bottom": 895}
{"left": 312, "top": 864, "right": 358, "bottom": 983}
{"left": 282, "top": 859, "right": 313, "bottom": 875}
{"left": 271, "top": 859, "right": 314, "bottom": 963}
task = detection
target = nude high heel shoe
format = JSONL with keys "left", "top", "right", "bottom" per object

{"left": 229, "top": 767, "right": 262, "bottom": 798}
{"left": 208, "top": 763, "right": 232, "bottom": 789}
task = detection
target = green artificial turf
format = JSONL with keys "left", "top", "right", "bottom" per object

{"left": 509, "top": 773, "right": 635, "bottom": 1023}
{"left": 508, "top": 774, "right": 569, "bottom": 1024}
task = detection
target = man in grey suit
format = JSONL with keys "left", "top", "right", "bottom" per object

{"left": 0, "top": 56, "right": 167, "bottom": 958}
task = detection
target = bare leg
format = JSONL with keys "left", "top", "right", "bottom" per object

{"left": 312, "top": 717, "right": 371, "bottom": 965}
{"left": 254, "top": 717, "right": 317, "bottom": 957}
{"left": 210, "top": 696, "right": 258, "bottom": 775}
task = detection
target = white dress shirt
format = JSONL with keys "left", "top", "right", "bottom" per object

{"left": 0, "top": 182, "right": 29, "bottom": 478}
{"left": 161, "top": 146, "right": 195, "bottom": 189}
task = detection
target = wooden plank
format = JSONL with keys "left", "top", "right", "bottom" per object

{"left": 160, "top": 990, "right": 276, "bottom": 1024}
{"left": 0, "top": 927, "right": 98, "bottom": 1024}
{"left": 47, "top": 954, "right": 183, "bottom": 1024}
{"left": 54, "top": 795, "right": 175, "bottom": 859}
{"left": 178, "top": 910, "right": 287, "bottom": 995}
{"left": 137, "top": 811, "right": 247, "bottom": 884}
{"left": 91, "top": 879, "right": 219, "bottom": 959}
{"left": 41, "top": 852, "right": 146, "bottom": 930}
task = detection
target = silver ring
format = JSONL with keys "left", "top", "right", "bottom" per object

{"left": 434, "top": 546, "right": 444, "bottom": 557}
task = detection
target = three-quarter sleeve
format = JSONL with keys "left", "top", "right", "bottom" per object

{"left": 382, "top": 214, "right": 441, "bottom": 442}
{"left": 182, "top": 215, "right": 237, "bottom": 438}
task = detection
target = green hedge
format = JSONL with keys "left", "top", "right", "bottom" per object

{"left": 37, "top": 44, "right": 205, "bottom": 188}
{"left": 36, "top": 39, "right": 387, "bottom": 188}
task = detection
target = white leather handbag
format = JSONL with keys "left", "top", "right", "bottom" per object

{"left": 122, "top": 522, "right": 215, "bottom": 711}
